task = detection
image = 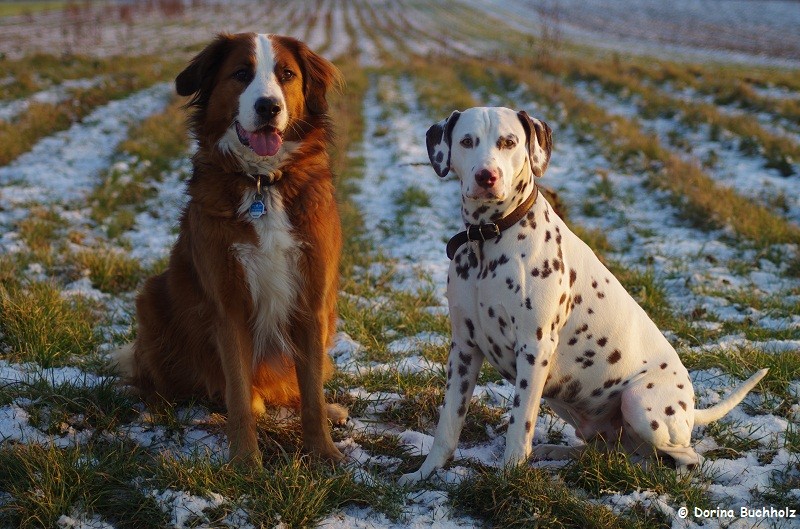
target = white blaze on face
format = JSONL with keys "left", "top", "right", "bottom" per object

{"left": 237, "top": 34, "right": 289, "bottom": 133}
{"left": 450, "top": 107, "right": 529, "bottom": 201}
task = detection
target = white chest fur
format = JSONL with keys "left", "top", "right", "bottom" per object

{"left": 234, "top": 187, "right": 303, "bottom": 361}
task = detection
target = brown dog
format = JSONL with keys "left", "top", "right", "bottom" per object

{"left": 113, "top": 33, "right": 346, "bottom": 463}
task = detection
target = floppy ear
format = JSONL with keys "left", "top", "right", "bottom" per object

{"left": 517, "top": 110, "right": 553, "bottom": 177}
{"left": 297, "top": 40, "right": 342, "bottom": 115}
{"left": 426, "top": 110, "right": 461, "bottom": 178}
{"left": 175, "top": 33, "right": 234, "bottom": 103}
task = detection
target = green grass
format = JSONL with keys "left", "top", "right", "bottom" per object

{"left": 560, "top": 447, "right": 710, "bottom": 510}
{"left": 70, "top": 248, "right": 145, "bottom": 294}
{"left": 0, "top": 281, "right": 100, "bottom": 367}
{"left": 0, "top": 1, "right": 66, "bottom": 18}
{"left": 0, "top": 442, "right": 168, "bottom": 529}
{"left": 0, "top": 54, "right": 185, "bottom": 167}
{"left": 450, "top": 463, "right": 666, "bottom": 529}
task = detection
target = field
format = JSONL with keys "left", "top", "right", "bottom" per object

{"left": 0, "top": 1, "right": 799, "bottom": 528}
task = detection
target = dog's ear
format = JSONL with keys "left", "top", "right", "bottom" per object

{"left": 517, "top": 110, "right": 552, "bottom": 177}
{"left": 426, "top": 110, "right": 461, "bottom": 178}
{"left": 294, "top": 38, "right": 343, "bottom": 115}
{"left": 175, "top": 34, "right": 234, "bottom": 101}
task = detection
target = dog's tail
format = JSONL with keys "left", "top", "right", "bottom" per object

{"left": 108, "top": 342, "right": 136, "bottom": 380}
{"left": 693, "top": 368, "right": 769, "bottom": 426}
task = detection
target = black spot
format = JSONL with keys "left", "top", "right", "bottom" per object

{"left": 525, "top": 298, "right": 532, "bottom": 310}
{"left": 646, "top": 383, "right": 654, "bottom": 389}
{"left": 536, "top": 327, "right": 543, "bottom": 340}
{"left": 459, "top": 352, "right": 472, "bottom": 365}
{"left": 545, "top": 230, "right": 551, "bottom": 242}
{"left": 660, "top": 363, "right": 668, "bottom": 370}
{"left": 603, "top": 379, "right": 616, "bottom": 389}
{"left": 458, "top": 364, "right": 468, "bottom": 377}
{"left": 435, "top": 151, "right": 443, "bottom": 162}
{"left": 513, "top": 395, "right": 520, "bottom": 407}
{"left": 458, "top": 404, "right": 466, "bottom": 416}
{"left": 541, "top": 359, "right": 548, "bottom": 367}
{"left": 591, "top": 388, "right": 603, "bottom": 397}
{"left": 465, "top": 319, "right": 475, "bottom": 338}
{"left": 520, "top": 379, "right": 528, "bottom": 389}
{"left": 597, "top": 337, "right": 608, "bottom": 347}
{"left": 509, "top": 416, "right": 515, "bottom": 424}
{"left": 488, "top": 307, "right": 495, "bottom": 318}
{"left": 574, "top": 295, "right": 583, "bottom": 305}
{"left": 582, "top": 360, "right": 594, "bottom": 368}
{"left": 562, "top": 380, "right": 582, "bottom": 403}
{"left": 665, "top": 406, "right": 675, "bottom": 416}
{"left": 517, "top": 233, "right": 526, "bottom": 240}
{"left": 650, "top": 421, "right": 659, "bottom": 430}
{"left": 460, "top": 380, "right": 469, "bottom": 394}
{"left": 526, "top": 354, "right": 535, "bottom": 365}
{"left": 568, "top": 337, "right": 578, "bottom": 346}
{"left": 607, "top": 350, "right": 621, "bottom": 364}
{"left": 499, "top": 317, "right": 507, "bottom": 328}
{"left": 584, "top": 350, "right": 596, "bottom": 358}
{"left": 531, "top": 268, "right": 540, "bottom": 277}
{"left": 597, "top": 292, "right": 605, "bottom": 299}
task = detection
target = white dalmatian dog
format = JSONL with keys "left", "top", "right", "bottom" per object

{"left": 398, "top": 106, "right": 768, "bottom": 485}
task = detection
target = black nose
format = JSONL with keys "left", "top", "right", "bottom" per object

{"left": 254, "top": 97, "right": 282, "bottom": 118}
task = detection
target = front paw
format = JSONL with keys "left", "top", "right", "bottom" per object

{"left": 307, "top": 440, "right": 345, "bottom": 462}
{"left": 398, "top": 470, "right": 424, "bottom": 486}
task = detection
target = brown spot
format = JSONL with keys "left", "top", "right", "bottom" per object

{"left": 574, "top": 295, "right": 583, "bottom": 305}
{"left": 607, "top": 350, "right": 621, "bottom": 364}
{"left": 541, "top": 359, "right": 548, "bottom": 367}
{"left": 569, "top": 269, "right": 577, "bottom": 286}
{"left": 597, "top": 337, "right": 608, "bottom": 347}
{"left": 647, "top": 383, "right": 654, "bottom": 389}
{"left": 677, "top": 384, "right": 684, "bottom": 389}
{"left": 537, "top": 327, "right": 543, "bottom": 340}
{"left": 660, "top": 363, "right": 668, "bottom": 370}
{"left": 650, "top": 420, "right": 659, "bottom": 430}
{"left": 665, "top": 406, "right": 675, "bottom": 416}
{"left": 525, "top": 421, "right": 532, "bottom": 433}
{"left": 559, "top": 293, "right": 566, "bottom": 305}
{"left": 678, "top": 401, "right": 687, "bottom": 411}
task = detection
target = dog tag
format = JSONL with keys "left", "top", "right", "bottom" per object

{"left": 249, "top": 193, "right": 265, "bottom": 219}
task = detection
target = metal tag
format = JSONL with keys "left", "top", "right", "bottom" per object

{"left": 249, "top": 194, "right": 265, "bottom": 219}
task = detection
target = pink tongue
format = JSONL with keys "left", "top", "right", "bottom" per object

{"left": 248, "top": 129, "right": 282, "bottom": 157}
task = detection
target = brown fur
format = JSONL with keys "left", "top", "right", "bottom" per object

{"left": 119, "top": 33, "right": 345, "bottom": 463}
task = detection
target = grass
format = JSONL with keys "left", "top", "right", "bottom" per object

{"left": 450, "top": 463, "right": 667, "bottom": 529}
{"left": 0, "top": 442, "right": 168, "bottom": 529}
{"left": 0, "top": 54, "right": 185, "bottom": 167}
{"left": 0, "top": 280, "right": 100, "bottom": 367}
{"left": 560, "top": 447, "right": 710, "bottom": 510}
{"left": 70, "top": 248, "right": 145, "bottom": 294}
{"left": 0, "top": 1, "right": 66, "bottom": 18}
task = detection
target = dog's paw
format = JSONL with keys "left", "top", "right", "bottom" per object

{"left": 326, "top": 403, "right": 349, "bottom": 426}
{"left": 398, "top": 471, "right": 423, "bottom": 487}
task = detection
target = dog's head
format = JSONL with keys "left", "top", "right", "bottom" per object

{"left": 427, "top": 107, "right": 552, "bottom": 202}
{"left": 176, "top": 33, "right": 341, "bottom": 173}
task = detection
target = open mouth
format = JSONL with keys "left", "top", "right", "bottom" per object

{"left": 235, "top": 121, "right": 283, "bottom": 157}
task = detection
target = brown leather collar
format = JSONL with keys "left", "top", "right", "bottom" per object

{"left": 446, "top": 186, "right": 538, "bottom": 260}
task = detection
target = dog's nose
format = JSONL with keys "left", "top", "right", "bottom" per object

{"left": 254, "top": 97, "right": 282, "bottom": 118}
{"left": 475, "top": 168, "right": 499, "bottom": 188}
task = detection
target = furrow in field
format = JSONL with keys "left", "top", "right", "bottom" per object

{"left": 0, "top": 76, "right": 106, "bottom": 122}
{"left": 571, "top": 80, "right": 800, "bottom": 225}
{"left": 325, "top": 0, "right": 352, "bottom": 60}
{"left": 0, "top": 84, "right": 172, "bottom": 252}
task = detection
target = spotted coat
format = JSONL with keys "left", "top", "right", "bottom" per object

{"left": 399, "top": 107, "right": 768, "bottom": 486}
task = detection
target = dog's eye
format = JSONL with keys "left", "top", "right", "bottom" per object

{"left": 232, "top": 68, "right": 253, "bottom": 83}
{"left": 499, "top": 138, "right": 516, "bottom": 149}
{"left": 279, "top": 69, "right": 295, "bottom": 82}
{"left": 460, "top": 137, "right": 473, "bottom": 148}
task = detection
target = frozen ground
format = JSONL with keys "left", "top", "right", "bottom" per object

{"left": 0, "top": 2, "right": 798, "bottom": 528}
